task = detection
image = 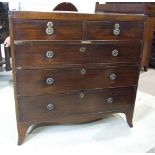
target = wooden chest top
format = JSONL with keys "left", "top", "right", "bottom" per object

{"left": 9, "top": 11, "right": 145, "bottom": 21}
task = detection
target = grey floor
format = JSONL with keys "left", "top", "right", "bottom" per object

{"left": 138, "top": 69, "right": 155, "bottom": 96}
{"left": 0, "top": 66, "right": 155, "bottom": 153}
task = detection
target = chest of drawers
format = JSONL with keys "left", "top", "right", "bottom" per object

{"left": 9, "top": 11, "right": 145, "bottom": 145}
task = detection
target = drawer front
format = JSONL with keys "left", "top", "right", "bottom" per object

{"left": 16, "top": 66, "right": 139, "bottom": 96}
{"left": 13, "top": 19, "right": 83, "bottom": 40}
{"left": 86, "top": 21, "right": 144, "bottom": 40}
{"left": 18, "top": 87, "right": 136, "bottom": 122}
{"left": 14, "top": 42, "right": 141, "bottom": 67}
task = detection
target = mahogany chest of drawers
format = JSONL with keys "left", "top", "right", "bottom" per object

{"left": 9, "top": 11, "right": 145, "bottom": 145}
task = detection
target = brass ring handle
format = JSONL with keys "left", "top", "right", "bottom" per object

{"left": 46, "top": 28, "right": 54, "bottom": 35}
{"left": 109, "top": 74, "right": 117, "bottom": 80}
{"left": 80, "top": 47, "right": 86, "bottom": 53}
{"left": 112, "top": 49, "right": 119, "bottom": 57}
{"left": 81, "top": 68, "right": 86, "bottom": 75}
{"left": 47, "top": 103, "right": 54, "bottom": 111}
{"left": 113, "top": 29, "right": 120, "bottom": 36}
{"left": 106, "top": 98, "right": 113, "bottom": 104}
{"left": 46, "top": 21, "right": 54, "bottom": 35}
{"left": 46, "top": 78, "right": 54, "bottom": 85}
{"left": 113, "top": 23, "right": 120, "bottom": 36}
{"left": 46, "top": 51, "right": 54, "bottom": 58}
{"left": 79, "top": 92, "right": 85, "bottom": 98}
{"left": 47, "top": 22, "right": 53, "bottom": 27}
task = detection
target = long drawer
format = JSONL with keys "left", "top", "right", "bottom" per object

{"left": 16, "top": 66, "right": 139, "bottom": 96}
{"left": 14, "top": 42, "right": 141, "bottom": 67}
{"left": 86, "top": 21, "right": 144, "bottom": 40}
{"left": 12, "top": 19, "right": 83, "bottom": 40}
{"left": 18, "top": 87, "right": 136, "bottom": 122}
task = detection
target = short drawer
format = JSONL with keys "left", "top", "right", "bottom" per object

{"left": 13, "top": 19, "right": 83, "bottom": 40}
{"left": 18, "top": 87, "right": 136, "bottom": 122}
{"left": 86, "top": 21, "right": 144, "bottom": 40}
{"left": 14, "top": 41, "right": 141, "bottom": 67}
{"left": 16, "top": 66, "right": 139, "bottom": 96}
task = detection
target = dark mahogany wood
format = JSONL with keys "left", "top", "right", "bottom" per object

{"left": 12, "top": 19, "right": 144, "bottom": 41}
{"left": 16, "top": 108, "right": 133, "bottom": 145}
{"left": 9, "top": 11, "right": 145, "bottom": 144}
{"left": 94, "top": 2, "right": 155, "bottom": 71}
{"left": 86, "top": 21, "right": 144, "bottom": 40}
{"left": 18, "top": 87, "right": 136, "bottom": 122}
{"left": 16, "top": 66, "right": 139, "bottom": 96}
{"left": 9, "top": 11, "right": 145, "bottom": 21}
{"left": 14, "top": 41, "right": 141, "bottom": 67}
{"left": 13, "top": 19, "right": 83, "bottom": 40}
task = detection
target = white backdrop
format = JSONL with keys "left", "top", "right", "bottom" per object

{"left": 8, "top": 0, "right": 105, "bottom": 13}
{"left": 4, "top": 0, "right": 154, "bottom": 13}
